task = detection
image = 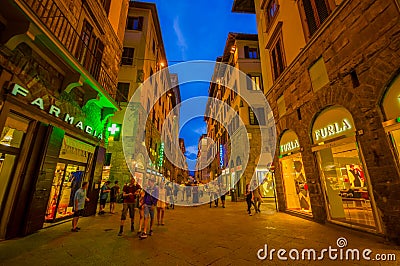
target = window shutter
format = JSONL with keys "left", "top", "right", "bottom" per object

{"left": 303, "top": 0, "right": 318, "bottom": 36}
{"left": 315, "top": 0, "right": 330, "bottom": 25}
{"left": 138, "top": 17, "right": 144, "bottom": 31}
{"left": 244, "top": 46, "right": 249, "bottom": 58}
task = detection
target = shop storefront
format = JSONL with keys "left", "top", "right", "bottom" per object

{"left": 279, "top": 130, "right": 312, "bottom": 216}
{"left": 381, "top": 74, "right": 400, "bottom": 169}
{"left": 311, "top": 106, "right": 381, "bottom": 232}
{"left": 0, "top": 82, "right": 110, "bottom": 239}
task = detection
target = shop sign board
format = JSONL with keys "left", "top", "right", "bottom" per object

{"left": 279, "top": 130, "right": 300, "bottom": 156}
{"left": 11, "top": 84, "right": 103, "bottom": 139}
{"left": 219, "top": 144, "right": 224, "bottom": 168}
{"left": 312, "top": 107, "right": 355, "bottom": 144}
{"left": 314, "top": 119, "right": 352, "bottom": 141}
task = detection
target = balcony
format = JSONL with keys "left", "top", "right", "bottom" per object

{"left": 20, "top": 0, "right": 117, "bottom": 99}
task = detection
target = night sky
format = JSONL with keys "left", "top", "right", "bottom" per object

{"left": 138, "top": 0, "right": 257, "bottom": 172}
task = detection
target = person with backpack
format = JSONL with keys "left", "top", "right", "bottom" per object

{"left": 109, "top": 180, "right": 120, "bottom": 214}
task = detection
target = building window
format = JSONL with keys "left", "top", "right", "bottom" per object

{"left": 127, "top": 16, "right": 144, "bottom": 31}
{"left": 100, "top": 0, "right": 111, "bottom": 15}
{"left": 244, "top": 46, "right": 259, "bottom": 59}
{"left": 300, "top": 0, "right": 331, "bottom": 37}
{"left": 266, "top": 0, "right": 279, "bottom": 26}
{"left": 309, "top": 57, "right": 329, "bottom": 92}
{"left": 247, "top": 74, "right": 263, "bottom": 91}
{"left": 116, "top": 82, "right": 130, "bottom": 102}
{"left": 249, "top": 108, "right": 259, "bottom": 125}
{"left": 121, "top": 47, "right": 134, "bottom": 65}
{"left": 270, "top": 35, "right": 286, "bottom": 81}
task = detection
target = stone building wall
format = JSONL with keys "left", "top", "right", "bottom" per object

{"left": 267, "top": 0, "right": 400, "bottom": 242}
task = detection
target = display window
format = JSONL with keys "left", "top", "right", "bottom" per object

{"left": 45, "top": 135, "right": 94, "bottom": 222}
{"left": 381, "top": 74, "right": 400, "bottom": 172}
{"left": 279, "top": 130, "right": 312, "bottom": 215}
{"left": 312, "top": 107, "right": 379, "bottom": 231}
{"left": 45, "top": 163, "right": 86, "bottom": 221}
{"left": 280, "top": 154, "right": 312, "bottom": 215}
{"left": 0, "top": 113, "right": 30, "bottom": 221}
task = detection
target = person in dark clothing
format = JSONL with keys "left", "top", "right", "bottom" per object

{"left": 118, "top": 178, "right": 141, "bottom": 236}
{"left": 109, "top": 180, "right": 120, "bottom": 214}
{"left": 245, "top": 183, "right": 253, "bottom": 216}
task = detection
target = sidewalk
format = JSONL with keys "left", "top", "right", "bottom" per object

{"left": 0, "top": 201, "right": 398, "bottom": 265}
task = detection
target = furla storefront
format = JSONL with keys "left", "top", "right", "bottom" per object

{"left": 311, "top": 106, "right": 381, "bottom": 232}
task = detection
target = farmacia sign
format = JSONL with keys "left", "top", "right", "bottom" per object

{"left": 11, "top": 84, "right": 103, "bottom": 139}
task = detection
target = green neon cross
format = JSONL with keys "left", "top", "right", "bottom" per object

{"left": 108, "top": 124, "right": 120, "bottom": 135}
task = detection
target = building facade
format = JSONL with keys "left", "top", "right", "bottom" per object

{"left": 233, "top": 0, "right": 400, "bottom": 243}
{"left": 205, "top": 33, "right": 274, "bottom": 200}
{"left": 0, "top": 0, "right": 129, "bottom": 239}
{"left": 107, "top": 1, "right": 182, "bottom": 187}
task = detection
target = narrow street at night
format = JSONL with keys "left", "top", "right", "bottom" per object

{"left": 0, "top": 201, "right": 399, "bottom": 265}
{"left": 1, "top": 0, "right": 400, "bottom": 265}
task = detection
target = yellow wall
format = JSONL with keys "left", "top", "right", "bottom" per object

{"left": 254, "top": 0, "right": 306, "bottom": 93}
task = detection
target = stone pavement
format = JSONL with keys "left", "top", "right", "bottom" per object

{"left": 0, "top": 201, "right": 398, "bottom": 266}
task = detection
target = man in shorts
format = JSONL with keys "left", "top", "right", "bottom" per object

{"left": 140, "top": 177, "right": 158, "bottom": 239}
{"left": 71, "top": 181, "right": 89, "bottom": 232}
{"left": 118, "top": 178, "right": 141, "bottom": 236}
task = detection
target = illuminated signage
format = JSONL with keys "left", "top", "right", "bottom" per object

{"left": 280, "top": 139, "right": 300, "bottom": 154}
{"left": 158, "top": 142, "right": 164, "bottom": 167}
{"left": 11, "top": 84, "right": 103, "bottom": 139}
{"left": 219, "top": 144, "right": 224, "bottom": 168}
{"left": 108, "top": 124, "right": 120, "bottom": 135}
{"left": 314, "top": 119, "right": 352, "bottom": 141}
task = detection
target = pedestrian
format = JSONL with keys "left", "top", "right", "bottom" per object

{"left": 110, "top": 180, "right": 120, "bottom": 214}
{"left": 166, "top": 182, "right": 174, "bottom": 209}
{"left": 253, "top": 180, "right": 262, "bottom": 213}
{"left": 136, "top": 188, "right": 145, "bottom": 236}
{"left": 220, "top": 185, "right": 226, "bottom": 208}
{"left": 118, "top": 178, "right": 141, "bottom": 236}
{"left": 192, "top": 182, "right": 199, "bottom": 204}
{"left": 157, "top": 182, "right": 167, "bottom": 225}
{"left": 180, "top": 182, "right": 185, "bottom": 202}
{"left": 185, "top": 183, "right": 191, "bottom": 203}
{"left": 71, "top": 181, "right": 89, "bottom": 232}
{"left": 99, "top": 181, "right": 111, "bottom": 214}
{"left": 140, "top": 178, "right": 159, "bottom": 239}
{"left": 245, "top": 183, "right": 253, "bottom": 216}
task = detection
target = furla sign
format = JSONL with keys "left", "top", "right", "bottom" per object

{"left": 314, "top": 119, "right": 352, "bottom": 141}
{"left": 11, "top": 84, "right": 103, "bottom": 139}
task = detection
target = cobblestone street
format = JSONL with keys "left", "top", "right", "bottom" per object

{"left": 0, "top": 201, "right": 398, "bottom": 265}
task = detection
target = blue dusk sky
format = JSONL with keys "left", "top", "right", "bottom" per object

{"left": 138, "top": 0, "right": 257, "bottom": 171}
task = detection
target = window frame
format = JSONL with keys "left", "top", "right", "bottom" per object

{"left": 298, "top": 0, "right": 334, "bottom": 39}
{"left": 264, "top": 0, "right": 280, "bottom": 30}
{"left": 126, "top": 16, "right": 144, "bottom": 31}
{"left": 121, "top": 47, "right": 134, "bottom": 65}
{"left": 268, "top": 29, "right": 286, "bottom": 81}
{"left": 248, "top": 107, "right": 259, "bottom": 125}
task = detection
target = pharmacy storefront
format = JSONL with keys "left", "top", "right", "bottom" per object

{"left": 279, "top": 130, "right": 312, "bottom": 216}
{"left": 311, "top": 106, "right": 381, "bottom": 232}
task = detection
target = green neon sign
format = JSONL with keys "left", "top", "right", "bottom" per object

{"left": 108, "top": 124, "right": 120, "bottom": 135}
